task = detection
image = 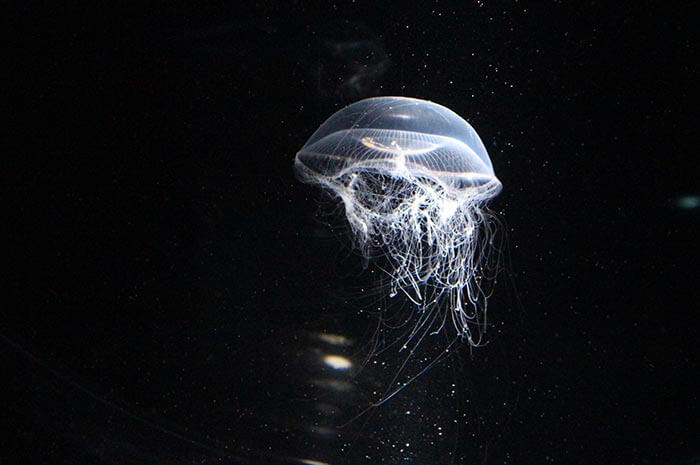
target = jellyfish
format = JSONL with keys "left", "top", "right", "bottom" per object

{"left": 295, "top": 96, "right": 501, "bottom": 347}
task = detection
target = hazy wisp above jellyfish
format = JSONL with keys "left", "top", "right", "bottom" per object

{"left": 295, "top": 97, "right": 501, "bottom": 346}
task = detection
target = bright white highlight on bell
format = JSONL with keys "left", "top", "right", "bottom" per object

{"left": 295, "top": 97, "right": 501, "bottom": 346}
{"left": 360, "top": 136, "right": 440, "bottom": 155}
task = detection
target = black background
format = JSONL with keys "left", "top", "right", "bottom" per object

{"left": 5, "top": 2, "right": 698, "bottom": 464}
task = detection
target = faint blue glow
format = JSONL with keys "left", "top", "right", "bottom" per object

{"left": 675, "top": 195, "right": 700, "bottom": 210}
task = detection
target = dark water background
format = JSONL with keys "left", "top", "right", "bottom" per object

{"left": 5, "top": 2, "right": 698, "bottom": 464}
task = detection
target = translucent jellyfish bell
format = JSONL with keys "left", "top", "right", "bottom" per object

{"left": 295, "top": 97, "right": 501, "bottom": 345}
{"left": 296, "top": 96, "right": 501, "bottom": 195}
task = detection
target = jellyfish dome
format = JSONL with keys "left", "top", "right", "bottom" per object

{"left": 295, "top": 97, "right": 501, "bottom": 345}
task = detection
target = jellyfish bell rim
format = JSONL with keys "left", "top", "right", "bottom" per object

{"left": 294, "top": 154, "right": 502, "bottom": 200}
